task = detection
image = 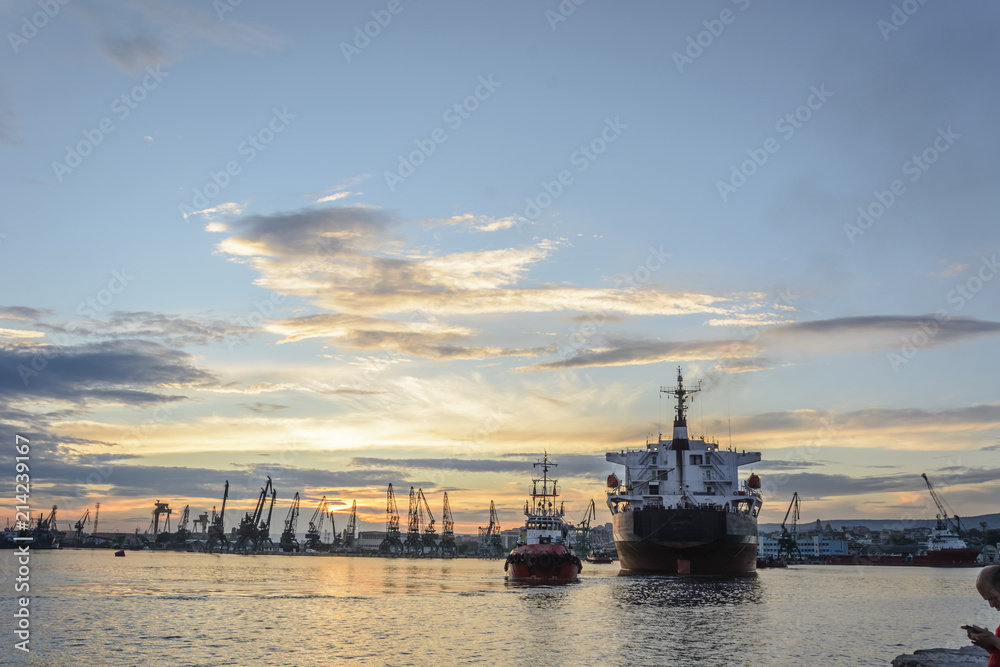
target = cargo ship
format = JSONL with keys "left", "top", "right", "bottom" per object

{"left": 504, "top": 454, "right": 582, "bottom": 583}
{"left": 606, "top": 368, "right": 763, "bottom": 574}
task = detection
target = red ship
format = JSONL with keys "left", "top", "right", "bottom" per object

{"left": 504, "top": 453, "right": 582, "bottom": 583}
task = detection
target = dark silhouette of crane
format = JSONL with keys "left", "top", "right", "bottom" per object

{"left": 147, "top": 501, "right": 172, "bottom": 536}
{"left": 207, "top": 480, "right": 229, "bottom": 553}
{"left": 922, "top": 473, "right": 964, "bottom": 537}
{"left": 777, "top": 492, "right": 802, "bottom": 562}
{"left": 74, "top": 508, "right": 91, "bottom": 542}
{"left": 574, "top": 498, "right": 597, "bottom": 557}
{"left": 440, "top": 493, "right": 456, "bottom": 557}
{"left": 342, "top": 500, "right": 358, "bottom": 551}
{"left": 235, "top": 476, "right": 276, "bottom": 553}
{"left": 379, "top": 484, "right": 403, "bottom": 554}
{"left": 279, "top": 492, "right": 301, "bottom": 552}
{"left": 419, "top": 489, "right": 437, "bottom": 555}
{"left": 304, "top": 495, "right": 328, "bottom": 551}
{"left": 478, "top": 500, "right": 502, "bottom": 557}
{"left": 404, "top": 487, "right": 423, "bottom": 554}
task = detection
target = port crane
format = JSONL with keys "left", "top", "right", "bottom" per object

{"left": 146, "top": 501, "right": 172, "bottom": 536}
{"left": 419, "top": 489, "right": 437, "bottom": 555}
{"left": 74, "top": 508, "right": 91, "bottom": 542}
{"left": 177, "top": 505, "right": 190, "bottom": 536}
{"left": 922, "top": 473, "right": 964, "bottom": 537}
{"left": 342, "top": 500, "right": 358, "bottom": 551}
{"left": 279, "top": 492, "right": 301, "bottom": 552}
{"left": 207, "top": 480, "right": 229, "bottom": 553}
{"left": 235, "top": 476, "right": 276, "bottom": 553}
{"left": 404, "top": 487, "right": 423, "bottom": 554}
{"left": 478, "top": 500, "right": 503, "bottom": 557}
{"left": 777, "top": 492, "right": 802, "bottom": 562}
{"left": 573, "top": 499, "right": 597, "bottom": 557}
{"left": 304, "top": 495, "right": 329, "bottom": 551}
{"left": 379, "top": 483, "right": 403, "bottom": 554}
{"left": 439, "top": 493, "right": 456, "bottom": 557}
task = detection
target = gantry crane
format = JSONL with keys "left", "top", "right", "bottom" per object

{"left": 304, "top": 495, "right": 328, "bottom": 551}
{"left": 207, "top": 480, "right": 229, "bottom": 553}
{"left": 74, "top": 508, "right": 91, "bottom": 542}
{"left": 177, "top": 505, "right": 190, "bottom": 536}
{"left": 922, "top": 473, "right": 964, "bottom": 537}
{"left": 777, "top": 492, "right": 802, "bottom": 561}
{"left": 279, "top": 492, "right": 301, "bottom": 552}
{"left": 379, "top": 484, "right": 403, "bottom": 554}
{"left": 419, "top": 489, "right": 437, "bottom": 555}
{"left": 440, "top": 493, "right": 456, "bottom": 557}
{"left": 404, "top": 487, "right": 423, "bottom": 555}
{"left": 147, "top": 500, "right": 172, "bottom": 536}
{"left": 342, "top": 500, "right": 358, "bottom": 551}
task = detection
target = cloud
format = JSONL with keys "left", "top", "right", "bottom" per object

{"left": 530, "top": 315, "right": 1000, "bottom": 371}
{"left": 238, "top": 402, "right": 290, "bottom": 414}
{"left": 348, "top": 453, "right": 609, "bottom": 480}
{"left": 265, "top": 313, "right": 555, "bottom": 360}
{"left": 0, "top": 340, "right": 214, "bottom": 408}
{"left": 517, "top": 338, "right": 759, "bottom": 372}
{"left": 74, "top": 0, "right": 288, "bottom": 72}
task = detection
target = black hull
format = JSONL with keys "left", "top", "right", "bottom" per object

{"left": 613, "top": 507, "right": 757, "bottom": 574}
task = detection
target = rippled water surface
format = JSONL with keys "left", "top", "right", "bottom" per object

{"left": 0, "top": 550, "right": 990, "bottom": 666}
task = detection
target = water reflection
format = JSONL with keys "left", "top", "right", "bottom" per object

{"left": 613, "top": 573, "right": 763, "bottom": 608}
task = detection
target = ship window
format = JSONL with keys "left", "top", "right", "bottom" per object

{"left": 649, "top": 483, "right": 659, "bottom": 494}
{"left": 651, "top": 455, "right": 657, "bottom": 465}
{"left": 690, "top": 454, "right": 703, "bottom": 465}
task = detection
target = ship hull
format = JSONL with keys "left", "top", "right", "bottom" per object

{"left": 612, "top": 507, "right": 757, "bottom": 574}
{"left": 505, "top": 544, "right": 581, "bottom": 582}
{"left": 826, "top": 548, "right": 980, "bottom": 567}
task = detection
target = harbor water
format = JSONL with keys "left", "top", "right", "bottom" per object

{"left": 0, "top": 550, "right": 991, "bottom": 666}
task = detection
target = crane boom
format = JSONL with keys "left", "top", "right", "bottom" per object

{"left": 922, "top": 473, "right": 963, "bottom": 535}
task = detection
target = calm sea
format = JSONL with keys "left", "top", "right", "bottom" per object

{"left": 0, "top": 550, "right": 991, "bottom": 666}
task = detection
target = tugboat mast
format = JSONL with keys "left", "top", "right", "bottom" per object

{"left": 529, "top": 452, "right": 563, "bottom": 517}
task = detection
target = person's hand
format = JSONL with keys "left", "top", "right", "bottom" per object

{"left": 968, "top": 626, "right": 999, "bottom": 651}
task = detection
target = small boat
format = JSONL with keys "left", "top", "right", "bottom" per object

{"left": 586, "top": 549, "right": 614, "bottom": 564}
{"left": 504, "top": 453, "right": 582, "bottom": 583}
{"left": 114, "top": 549, "right": 126, "bottom": 557}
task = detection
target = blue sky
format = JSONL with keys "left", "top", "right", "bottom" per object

{"left": 1, "top": 0, "right": 998, "bottom": 533}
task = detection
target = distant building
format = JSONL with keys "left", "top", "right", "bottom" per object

{"left": 758, "top": 535, "right": 848, "bottom": 558}
{"left": 357, "top": 530, "right": 386, "bottom": 551}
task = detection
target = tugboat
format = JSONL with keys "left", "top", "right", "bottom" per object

{"left": 504, "top": 453, "right": 583, "bottom": 583}
{"left": 606, "top": 368, "right": 763, "bottom": 574}
{"left": 585, "top": 548, "right": 614, "bottom": 564}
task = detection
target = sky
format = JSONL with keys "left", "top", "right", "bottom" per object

{"left": 1, "top": 0, "right": 998, "bottom": 536}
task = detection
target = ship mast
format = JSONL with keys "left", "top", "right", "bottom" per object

{"left": 528, "top": 452, "right": 562, "bottom": 517}
{"left": 660, "top": 366, "right": 700, "bottom": 450}
{"left": 660, "top": 367, "right": 701, "bottom": 495}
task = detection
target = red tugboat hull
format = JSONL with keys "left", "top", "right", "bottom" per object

{"left": 505, "top": 544, "right": 581, "bottom": 582}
